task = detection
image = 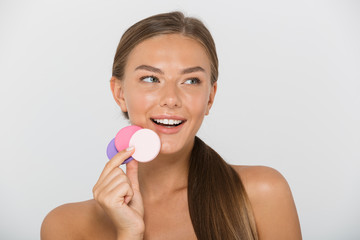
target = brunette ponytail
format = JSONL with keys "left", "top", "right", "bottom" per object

{"left": 188, "top": 136, "right": 258, "bottom": 239}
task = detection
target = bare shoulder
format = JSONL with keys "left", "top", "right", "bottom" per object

{"left": 231, "top": 165, "right": 302, "bottom": 239}
{"left": 231, "top": 165, "right": 290, "bottom": 199}
{"left": 41, "top": 199, "right": 116, "bottom": 240}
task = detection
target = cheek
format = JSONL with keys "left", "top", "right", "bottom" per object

{"left": 185, "top": 91, "right": 210, "bottom": 116}
{"left": 125, "top": 91, "right": 157, "bottom": 116}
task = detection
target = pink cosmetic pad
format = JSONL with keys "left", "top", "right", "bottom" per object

{"left": 114, "top": 125, "right": 142, "bottom": 152}
{"left": 129, "top": 129, "right": 161, "bottom": 162}
{"left": 106, "top": 125, "right": 161, "bottom": 164}
{"left": 106, "top": 125, "right": 142, "bottom": 163}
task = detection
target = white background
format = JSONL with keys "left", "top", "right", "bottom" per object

{"left": 0, "top": 0, "right": 359, "bottom": 239}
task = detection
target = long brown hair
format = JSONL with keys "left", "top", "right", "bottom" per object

{"left": 112, "top": 11, "right": 258, "bottom": 239}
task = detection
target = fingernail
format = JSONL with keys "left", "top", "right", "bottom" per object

{"left": 126, "top": 146, "right": 134, "bottom": 151}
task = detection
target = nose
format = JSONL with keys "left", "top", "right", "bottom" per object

{"left": 159, "top": 82, "right": 182, "bottom": 109}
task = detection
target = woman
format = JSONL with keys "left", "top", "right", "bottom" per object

{"left": 41, "top": 11, "right": 302, "bottom": 239}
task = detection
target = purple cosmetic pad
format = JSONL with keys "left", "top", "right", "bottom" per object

{"left": 106, "top": 138, "right": 118, "bottom": 160}
{"left": 106, "top": 138, "right": 134, "bottom": 164}
{"left": 106, "top": 125, "right": 161, "bottom": 164}
{"left": 107, "top": 125, "right": 142, "bottom": 163}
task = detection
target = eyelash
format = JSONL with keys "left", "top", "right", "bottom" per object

{"left": 184, "top": 78, "right": 201, "bottom": 85}
{"left": 139, "top": 76, "right": 201, "bottom": 85}
{"left": 140, "top": 75, "right": 159, "bottom": 83}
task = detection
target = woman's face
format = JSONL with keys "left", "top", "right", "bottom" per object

{"left": 111, "top": 34, "right": 217, "bottom": 156}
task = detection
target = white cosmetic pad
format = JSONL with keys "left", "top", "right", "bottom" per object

{"left": 129, "top": 129, "right": 161, "bottom": 162}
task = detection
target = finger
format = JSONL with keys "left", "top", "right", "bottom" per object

{"left": 98, "top": 147, "right": 135, "bottom": 183}
{"left": 95, "top": 170, "right": 131, "bottom": 197}
{"left": 126, "top": 159, "right": 140, "bottom": 191}
{"left": 98, "top": 167, "right": 130, "bottom": 190}
{"left": 98, "top": 181, "right": 134, "bottom": 206}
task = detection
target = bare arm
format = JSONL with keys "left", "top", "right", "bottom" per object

{"left": 41, "top": 148, "right": 144, "bottom": 240}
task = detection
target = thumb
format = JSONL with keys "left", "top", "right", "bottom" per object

{"left": 126, "top": 159, "right": 140, "bottom": 191}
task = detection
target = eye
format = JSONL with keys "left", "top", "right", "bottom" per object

{"left": 140, "top": 75, "right": 159, "bottom": 83}
{"left": 183, "top": 78, "right": 201, "bottom": 85}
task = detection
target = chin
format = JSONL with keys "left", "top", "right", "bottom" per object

{"left": 159, "top": 142, "right": 179, "bottom": 155}
{"left": 159, "top": 137, "right": 194, "bottom": 156}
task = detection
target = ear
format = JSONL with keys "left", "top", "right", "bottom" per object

{"left": 205, "top": 82, "right": 217, "bottom": 116}
{"left": 110, "top": 76, "right": 128, "bottom": 113}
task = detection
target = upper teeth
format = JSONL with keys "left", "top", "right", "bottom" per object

{"left": 153, "top": 119, "right": 183, "bottom": 125}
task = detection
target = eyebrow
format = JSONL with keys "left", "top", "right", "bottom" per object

{"left": 134, "top": 65, "right": 205, "bottom": 75}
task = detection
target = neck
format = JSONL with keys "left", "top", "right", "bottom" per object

{"left": 138, "top": 138, "right": 194, "bottom": 202}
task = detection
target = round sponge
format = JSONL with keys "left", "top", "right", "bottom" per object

{"left": 129, "top": 129, "right": 161, "bottom": 162}
{"left": 106, "top": 138, "right": 118, "bottom": 160}
{"left": 107, "top": 125, "right": 161, "bottom": 164}
{"left": 114, "top": 125, "right": 142, "bottom": 152}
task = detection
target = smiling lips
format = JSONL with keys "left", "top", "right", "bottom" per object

{"left": 152, "top": 118, "right": 183, "bottom": 126}
{"left": 150, "top": 116, "right": 187, "bottom": 134}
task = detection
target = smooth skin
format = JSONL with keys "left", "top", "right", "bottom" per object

{"left": 41, "top": 34, "right": 302, "bottom": 239}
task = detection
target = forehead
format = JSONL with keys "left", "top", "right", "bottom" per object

{"left": 125, "top": 34, "right": 211, "bottom": 73}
